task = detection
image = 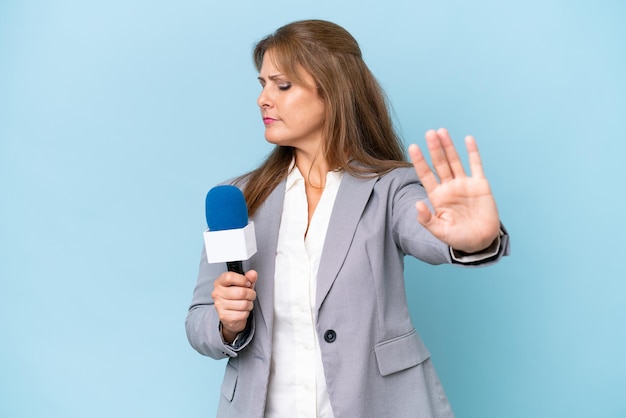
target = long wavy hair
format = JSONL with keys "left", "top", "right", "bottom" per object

{"left": 237, "top": 19, "right": 411, "bottom": 217}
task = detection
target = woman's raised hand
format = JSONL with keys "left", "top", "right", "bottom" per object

{"left": 408, "top": 128, "right": 501, "bottom": 254}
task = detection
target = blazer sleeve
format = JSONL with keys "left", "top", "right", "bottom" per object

{"left": 185, "top": 245, "right": 255, "bottom": 359}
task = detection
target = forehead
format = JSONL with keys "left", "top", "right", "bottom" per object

{"left": 259, "top": 51, "right": 281, "bottom": 74}
{"left": 259, "top": 50, "right": 311, "bottom": 85}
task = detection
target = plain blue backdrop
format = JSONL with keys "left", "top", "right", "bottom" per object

{"left": 1, "top": 1, "right": 625, "bottom": 417}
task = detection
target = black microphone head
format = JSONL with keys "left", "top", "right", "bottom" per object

{"left": 205, "top": 185, "right": 249, "bottom": 231}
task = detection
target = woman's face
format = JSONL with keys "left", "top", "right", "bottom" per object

{"left": 257, "top": 51, "right": 325, "bottom": 155}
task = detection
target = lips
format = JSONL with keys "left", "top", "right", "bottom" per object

{"left": 263, "top": 117, "right": 277, "bottom": 125}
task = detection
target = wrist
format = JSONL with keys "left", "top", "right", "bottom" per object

{"left": 453, "top": 236, "right": 499, "bottom": 256}
{"left": 220, "top": 323, "right": 241, "bottom": 344}
{"left": 450, "top": 228, "right": 503, "bottom": 264}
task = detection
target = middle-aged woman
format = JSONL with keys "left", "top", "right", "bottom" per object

{"left": 186, "top": 19, "right": 510, "bottom": 418}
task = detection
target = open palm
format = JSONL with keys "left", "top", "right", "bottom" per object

{"left": 408, "top": 128, "right": 501, "bottom": 253}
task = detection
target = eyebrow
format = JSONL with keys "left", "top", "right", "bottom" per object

{"left": 257, "top": 73, "right": 287, "bottom": 82}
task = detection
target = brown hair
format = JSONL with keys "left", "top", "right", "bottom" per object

{"left": 237, "top": 19, "right": 411, "bottom": 216}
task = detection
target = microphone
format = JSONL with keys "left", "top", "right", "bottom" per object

{"left": 203, "top": 185, "right": 257, "bottom": 274}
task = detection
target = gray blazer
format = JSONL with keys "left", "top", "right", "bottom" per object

{"left": 186, "top": 166, "right": 510, "bottom": 418}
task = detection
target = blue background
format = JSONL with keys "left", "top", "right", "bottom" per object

{"left": 1, "top": 1, "right": 625, "bottom": 417}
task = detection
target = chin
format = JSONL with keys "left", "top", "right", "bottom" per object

{"left": 264, "top": 136, "right": 279, "bottom": 145}
{"left": 264, "top": 134, "right": 290, "bottom": 147}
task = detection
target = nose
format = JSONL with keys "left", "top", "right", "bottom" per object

{"left": 257, "top": 87, "right": 272, "bottom": 109}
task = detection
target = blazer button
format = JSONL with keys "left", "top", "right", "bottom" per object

{"left": 324, "top": 329, "right": 337, "bottom": 343}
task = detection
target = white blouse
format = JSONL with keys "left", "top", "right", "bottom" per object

{"left": 264, "top": 165, "right": 342, "bottom": 418}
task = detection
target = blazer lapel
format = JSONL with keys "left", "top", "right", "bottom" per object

{"left": 315, "top": 172, "right": 378, "bottom": 311}
{"left": 250, "top": 180, "right": 285, "bottom": 340}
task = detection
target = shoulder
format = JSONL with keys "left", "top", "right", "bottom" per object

{"left": 381, "top": 166, "right": 418, "bottom": 181}
{"left": 337, "top": 167, "right": 425, "bottom": 216}
{"left": 371, "top": 166, "right": 421, "bottom": 191}
{"left": 338, "top": 166, "right": 422, "bottom": 202}
{"left": 212, "top": 173, "right": 252, "bottom": 190}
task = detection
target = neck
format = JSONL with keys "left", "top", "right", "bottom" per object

{"left": 295, "top": 149, "right": 329, "bottom": 189}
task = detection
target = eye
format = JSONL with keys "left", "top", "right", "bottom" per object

{"left": 278, "top": 83, "right": 292, "bottom": 91}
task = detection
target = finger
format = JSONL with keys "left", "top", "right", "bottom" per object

{"left": 214, "top": 298, "right": 255, "bottom": 328}
{"left": 425, "top": 129, "right": 453, "bottom": 183}
{"left": 216, "top": 271, "right": 250, "bottom": 288}
{"left": 437, "top": 128, "right": 467, "bottom": 178}
{"left": 408, "top": 143, "right": 439, "bottom": 193}
{"left": 465, "top": 135, "right": 485, "bottom": 178}
{"left": 213, "top": 283, "right": 256, "bottom": 303}
{"left": 415, "top": 201, "right": 433, "bottom": 226}
{"left": 223, "top": 285, "right": 257, "bottom": 302}
{"left": 217, "top": 298, "right": 255, "bottom": 313}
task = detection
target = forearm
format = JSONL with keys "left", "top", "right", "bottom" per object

{"left": 185, "top": 303, "right": 231, "bottom": 359}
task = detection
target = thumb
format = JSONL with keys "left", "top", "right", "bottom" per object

{"left": 245, "top": 270, "right": 258, "bottom": 287}
{"left": 416, "top": 201, "right": 433, "bottom": 227}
